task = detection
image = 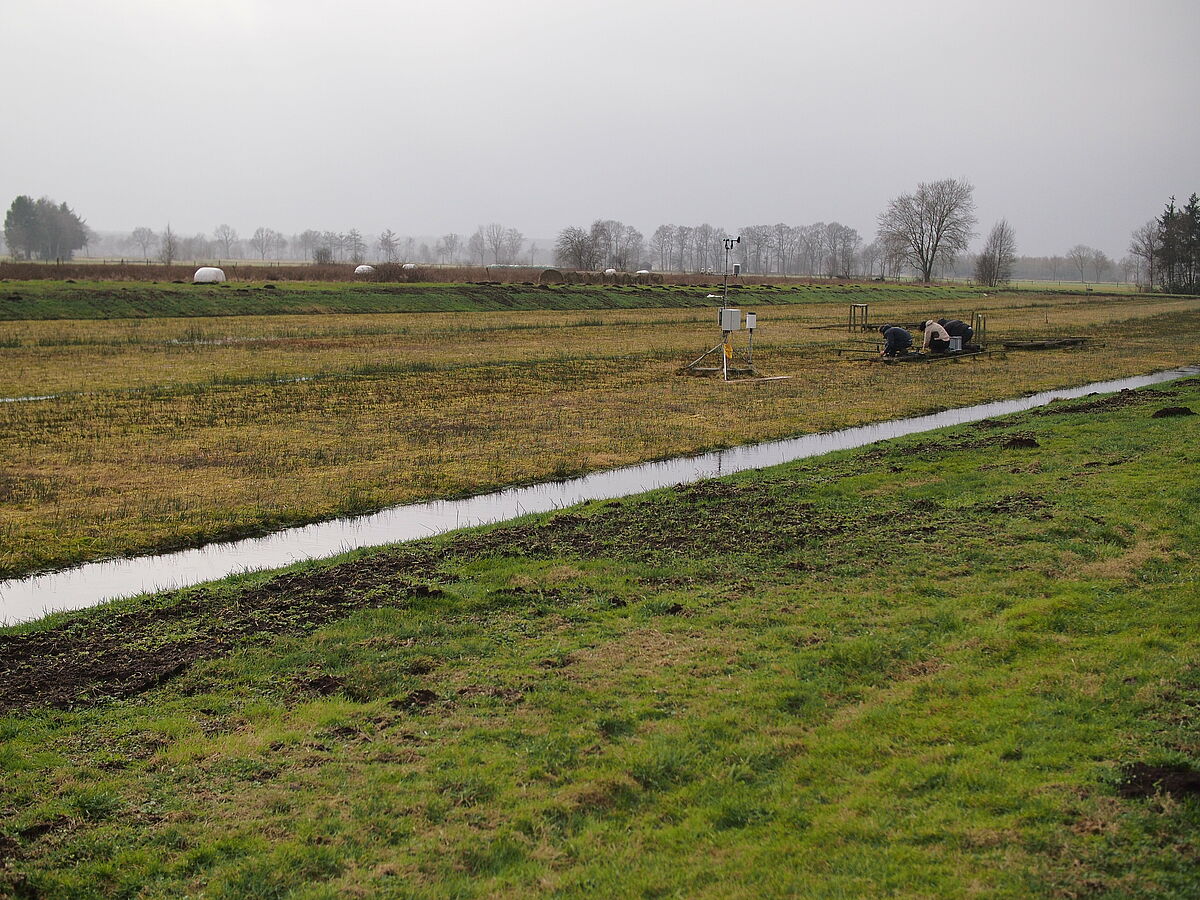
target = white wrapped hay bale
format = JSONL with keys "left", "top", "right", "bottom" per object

{"left": 193, "top": 267, "right": 226, "bottom": 284}
{"left": 354, "top": 265, "right": 376, "bottom": 276}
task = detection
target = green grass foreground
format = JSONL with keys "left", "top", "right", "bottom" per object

{"left": 2, "top": 380, "right": 1198, "bottom": 898}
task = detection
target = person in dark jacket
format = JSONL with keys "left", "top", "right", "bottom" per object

{"left": 937, "top": 318, "right": 974, "bottom": 343}
{"left": 879, "top": 324, "right": 913, "bottom": 357}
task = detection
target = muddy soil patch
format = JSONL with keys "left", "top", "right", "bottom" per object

{"left": 860, "top": 432, "right": 1040, "bottom": 460}
{"left": 1150, "top": 406, "right": 1195, "bottom": 418}
{"left": 0, "top": 472, "right": 956, "bottom": 714}
{"left": 0, "top": 549, "right": 445, "bottom": 714}
{"left": 1034, "top": 388, "right": 1174, "bottom": 416}
{"left": 1117, "top": 762, "right": 1200, "bottom": 799}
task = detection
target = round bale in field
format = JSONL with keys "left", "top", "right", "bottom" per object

{"left": 354, "top": 265, "right": 376, "bottom": 276}
{"left": 539, "top": 268, "right": 565, "bottom": 285}
{"left": 193, "top": 267, "right": 226, "bottom": 284}
{"left": 402, "top": 263, "right": 417, "bottom": 270}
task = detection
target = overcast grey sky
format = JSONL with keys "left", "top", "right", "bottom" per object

{"left": 2, "top": 0, "right": 1196, "bottom": 256}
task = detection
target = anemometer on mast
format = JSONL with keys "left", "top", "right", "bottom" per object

{"left": 682, "top": 235, "right": 764, "bottom": 380}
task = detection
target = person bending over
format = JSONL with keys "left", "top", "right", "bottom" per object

{"left": 937, "top": 317, "right": 974, "bottom": 343}
{"left": 921, "top": 319, "right": 951, "bottom": 353}
{"left": 879, "top": 324, "right": 913, "bottom": 357}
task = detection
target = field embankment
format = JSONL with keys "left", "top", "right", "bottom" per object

{"left": 1, "top": 379, "right": 1197, "bottom": 897}
{"left": 0, "top": 279, "right": 986, "bottom": 321}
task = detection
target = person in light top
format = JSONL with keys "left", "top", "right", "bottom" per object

{"left": 921, "top": 319, "right": 951, "bottom": 353}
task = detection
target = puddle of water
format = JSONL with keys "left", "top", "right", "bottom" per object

{"left": 2, "top": 366, "right": 1196, "bottom": 624}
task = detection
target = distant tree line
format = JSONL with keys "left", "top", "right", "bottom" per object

{"left": 66, "top": 222, "right": 537, "bottom": 267}
{"left": 555, "top": 219, "right": 868, "bottom": 277}
{"left": 12, "top": 185, "right": 1193, "bottom": 293}
{"left": 3, "top": 195, "right": 92, "bottom": 261}
{"left": 1127, "top": 194, "right": 1198, "bottom": 294}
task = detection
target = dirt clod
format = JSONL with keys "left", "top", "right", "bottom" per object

{"left": 299, "top": 674, "right": 345, "bottom": 695}
{"left": 1004, "top": 437, "right": 1040, "bottom": 448}
{"left": 457, "top": 685, "right": 524, "bottom": 704}
{"left": 1150, "top": 406, "right": 1195, "bottom": 418}
{"left": 1117, "top": 762, "right": 1200, "bottom": 799}
{"left": 390, "top": 689, "right": 440, "bottom": 711}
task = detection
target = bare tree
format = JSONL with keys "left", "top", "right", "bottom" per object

{"left": 345, "top": 229, "right": 366, "bottom": 265}
{"left": 441, "top": 233, "right": 461, "bottom": 264}
{"left": 298, "top": 229, "right": 320, "bottom": 262}
{"left": 649, "top": 225, "right": 675, "bottom": 271}
{"left": 1128, "top": 220, "right": 1160, "bottom": 290}
{"left": 674, "top": 225, "right": 695, "bottom": 272}
{"left": 554, "top": 226, "right": 598, "bottom": 269}
{"left": 467, "top": 228, "right": 487, "bottom": 266}
{"left": 767, "top": 223, "right": 796, "bottom": 275}
{"left": 501, "top": 227, "right": 524, "bottom": 264}
{"left": 249, "top": 227, "right": 272, "bottom": 260}
{"left": 378, "top": 229, "right": 399, "bottom": 263}
{"left": 131, "top": 226, "right": 157, "bottom": 260}
{"left": 974, "top": 219, "right": 1017, "bottom": 287}
{"left": 876, "top": 177, "right": 977, "bottom": 282}
{"left": 737, "top": 225, "right": 769, "bottom": 274}
{"left": 1066, "top": 244, "right": 1093, "bottom": 282}
{"left": 158, "top": 224, "right": 178, "bottom": 265}
{"left": 1090, "top": 248, "right": 1112, "bottom": 282}
{"left": 483, "top": 223, "right": 509, "bottom": 264}
{"left": 212, "top": 224, "right": 238, "bottom": 259}
{"left": 859, "top": 241, "right": 882, "bottom": 279}
{"left": 612, "top": 224, "right": 643, "bottom": 270}
{"left": 1119, "top": 254, "right": 1138, "bottom": 284}
{"left": 823, "top": 222, "right": 861, "bottom": 278}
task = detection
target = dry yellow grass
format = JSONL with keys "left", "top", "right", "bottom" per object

{"left": 1, "top": 290, "right": 1197, "bottom": 576}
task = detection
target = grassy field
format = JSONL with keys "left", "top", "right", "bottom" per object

{"left": 1, "top": 377, "right": 1197, "bottom": 898}
{"left": 1, "top": 282, "right": 1198, "bottom": 578}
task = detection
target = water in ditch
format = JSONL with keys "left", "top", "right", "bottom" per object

{"left": 2, "top": 366, "right": 1196, "bottom": 624}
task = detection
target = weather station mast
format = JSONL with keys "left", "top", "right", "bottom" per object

{"left": 681, "top": 235, "right": 763, "bottom": 380}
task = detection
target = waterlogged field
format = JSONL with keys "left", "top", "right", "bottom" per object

{"left": 0, "top": 283, "right": 1198, "bottom": 577}
{"left": 1, "top": 380, "right": 1198, "bottom": 897}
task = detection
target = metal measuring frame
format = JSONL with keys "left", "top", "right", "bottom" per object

{"left": 682, "top": 236, "right": 764, "bottom": 380}
{"left": 971, "top": 311, "right": 988, "bottom": 347}
{"left": 849, "top": 303, "right": 870, "bottom": 332}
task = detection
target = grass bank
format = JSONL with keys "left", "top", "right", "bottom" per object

{"left": 0, "top": 279, "right": 996, "bottom": 321}
{"left": 2, "top": 378, "right": 1198, "bottom": 897}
